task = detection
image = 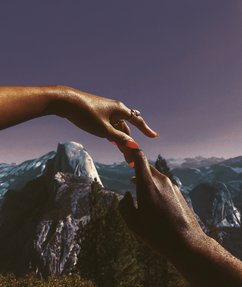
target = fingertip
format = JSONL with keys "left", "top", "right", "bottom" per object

{"left": 132, "top": 149, "right": 145, "bottom": 161}
{"left": 107, "top": 125, "right": 134, "bottom": 146}
{"left": 129, "top": 161, "right": 135, "bottom": 168}
{"left": 138, "top": 119, "right": 158, "bottom": 138}
{"left": 125, "top": 139, "right": 139, "bottom": 149}
{"left": 146, "top": 130, "right": 160, "bottom": 138}
{"left": 132, "top": 149, "right": 152, "bottom": 178}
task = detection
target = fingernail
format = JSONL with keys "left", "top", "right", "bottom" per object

{"left": 129, "top": 161, "right": 135, "bottom": 168}
{"left": 154, "top": 133, "right": 160, "bottom": 138}
{"left": 111, "top": 141, "right": 117, "bottom": 146}
{"left": 126, "top": 140, "right": 139, "bottom": 149}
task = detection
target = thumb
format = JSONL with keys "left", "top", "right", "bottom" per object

{"left": 119, "top": 192, "right": 142, "bottom": 235}
{"left": 107, "top": 125, "right": 140, "bottom": 166}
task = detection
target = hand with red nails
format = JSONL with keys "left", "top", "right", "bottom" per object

{"left": 52, "top": 88, "right": 158, "bottom": 145}
{"left": 119, "top": 150, "right": 242, "bottom": 287}
{"left": 0, "top": 86, "right": 158, "bottom": 148}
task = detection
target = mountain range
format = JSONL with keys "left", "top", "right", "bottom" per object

{"left": 0, "top": 141, "right": 242, "bottom": 277}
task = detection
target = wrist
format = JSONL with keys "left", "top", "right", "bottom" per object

{"left": 45, "top": 85, "right": 76, "bottom": 117}
{"left": 164, "top": 227, "right": 207, "bottom": 263}
{"left": 164, "top": 232, "right": 209, "bottom": 283}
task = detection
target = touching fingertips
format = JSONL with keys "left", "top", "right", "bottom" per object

{"left": 125, "top": 139, "right": 139, "bottom": 149}
{"left": 129, "top": 161, "right": 135, "bottom": 168}
{"left": 136, "top": 150, "right": 143, "bottom": 157}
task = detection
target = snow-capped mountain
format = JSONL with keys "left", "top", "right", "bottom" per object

{"left": 190, "top": 182, "right": 241, "bottom": 229}
{"left": 172, "top": 161, "right": 242, "bottom": 192}
{"left": 53, "top": 142, "right": 102, "bottom": 185}
{"left": 167, "top": 156, "right": 225, "bottom": 169}
{"left": 0, "top": 142, "right": 106, "bottom": 277}
{"left": 0, "top": 151, "right": 55, "bottom": 200}
{"left": 0, "top": 142, "right": 102, "bottom": 201}
{"left": 97, "top": 156, "right": 242, "bottom": 259}
{"left": 1, "top": 143, "right": 242, "bottom": 276}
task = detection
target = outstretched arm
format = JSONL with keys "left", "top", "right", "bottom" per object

{"left": 119, "top": 150, "right": 242, "bottom": 287}
{"left": 0, "top": 86, "right": 56, "bottom": 129}
{"left": 0, "top": 86, "right": 157, "bottom": 163}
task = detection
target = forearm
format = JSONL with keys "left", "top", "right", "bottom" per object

{"left": 171, "top": 233, "right": 242, "bottom": 287}
{"left": 0, "top": 85, "right": 69, "bottom": 129}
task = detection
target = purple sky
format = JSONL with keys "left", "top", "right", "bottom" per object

{"left": 1, "top": 1, "right": 242, "bottom": 163}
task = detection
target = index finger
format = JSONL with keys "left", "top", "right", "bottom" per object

{"left": 133, "top": 150, "right": 155, "bottom": 206}
{"left": 116, "top": 103, "right": 159, "bottom": 138}
{"left": 133, "top": 150, "right": 153, "bottom": 181}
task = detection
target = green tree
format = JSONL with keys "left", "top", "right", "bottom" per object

{"left": 166, "top": 263, "right": 190, "bottom": 287}
{"left": 101, "top": 195, "right": 143, "bottom": 287}
{"left": 78, "top": 178, "right": 190, "bottom": 287}
{"left": 138, "top": 242, "right": 168, "bottom": 287}
{"left": 0, "top": 273, "right": 96, "bottom": 287}
{"left": 155, "top": 155, "right": 178, "bottom": 186}
{"left": 78, "top": 181, "right": 143, "bottom": 287}
{"left": 78, "top": 179, "right": 107, "bottom": 284}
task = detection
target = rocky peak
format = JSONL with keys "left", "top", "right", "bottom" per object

{"left": 0, "top": 141, "right": 105, "bottom": 277}
{"left": 0, "top": 141, "right": 102, "bottom": 202}
{"left": 53, "top": 142, "right": 102, "bottom": 186}
{"left": 190, "top": 182, "right": 241, "bottom": 229}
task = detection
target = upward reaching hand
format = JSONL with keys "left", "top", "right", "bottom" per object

{"left": 119, "top": 150, "right": 242, "bottom": 287}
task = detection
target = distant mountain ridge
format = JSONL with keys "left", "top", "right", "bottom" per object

{"left": 0, "top": 142, "right": 242, "bottom": 276}
{"left": 167, "top": 156, "right": 225, "bottom": 168}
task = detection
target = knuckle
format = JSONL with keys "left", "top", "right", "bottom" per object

{"left": 160, "top": 174, "right": 171, "bottom": 184}
{"left": 133, "top": 116, "right": 145, "bottom": 127}
{"left": 115, "top": 100, "right": 123, "bottom": 107}
{"left": 102, "top": 123, "right": 111, "bottom": 135}
{"left": 116, "top": 100, "right": 126, "bottom": 110}
{"left": 138, "top": 116, "right": 146, "bottom": 126}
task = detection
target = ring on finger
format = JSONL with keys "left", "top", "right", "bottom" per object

{"left": 130, "top": 109, "right": 141, "bottom": 119}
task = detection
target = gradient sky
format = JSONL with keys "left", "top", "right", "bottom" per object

{"left": 1, "top": 0, "right": 242, "bottom": 163}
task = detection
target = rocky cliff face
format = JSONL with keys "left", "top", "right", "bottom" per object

{"left": 0, "top": 142, "right": 102, "bottom": 201}
{"left": 190, "top": 182, "right": 241, "bottom": 229}
{"left": 189, "top": 181, "right": 242, "bottom": 258}
{"left": 98, "top": 156, "right": 242, "bottom": 259}
{"left": 1, "top": 145, "right": 242, "bottom": 276}
{"left": 0, "top": 142, "right": 108, "bottom": 277}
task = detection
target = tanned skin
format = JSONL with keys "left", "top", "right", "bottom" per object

{"left": 119, "top": 151, "right": 242, "bottom": 287}
{"left": 0, "top": 85, "right": 156, "bottom": 139}
{"left": 0, "top": 85, "right": 156, "bottom": 164}
{"left": 1, "top": 85, "right": 242, "bottom": 286}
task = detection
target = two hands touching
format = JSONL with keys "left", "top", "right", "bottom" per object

{"left": 0, "top": 85, "right": 156, "bottom": 166}
{"left": 1, "top": 85, "right": 242, "bottom": 286}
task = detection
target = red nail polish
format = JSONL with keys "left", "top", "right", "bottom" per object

{"left": 126, "top": 140, "right": 139, "bottom": 149}
{"left": 111, "top": 141, "right": 117, "bottom": 146}
{"left": 129, "top": 161, "right": 135, "bottom": 168}
{"left": 136, "top": 150, "right": 143, "bottom": 157}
